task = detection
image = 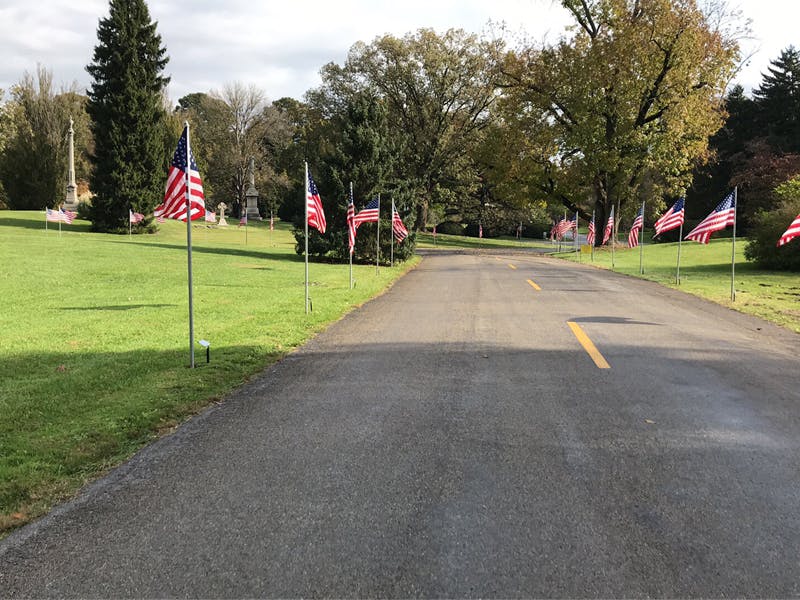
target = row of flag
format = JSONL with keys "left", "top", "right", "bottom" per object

{"left": 307, "top": 172, "right": 409, "bottom": 251}
{"left": 554, "top": 191, "right": 799, "bottom": 248}
{"left": 45, "top": 208, "right": 76, "bottom": 224}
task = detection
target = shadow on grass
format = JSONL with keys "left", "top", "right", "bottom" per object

{"left": 0, "top": 343, "right": 288, "bottom": 534}
{"left": 0, "top": 216, "right": 93, "bottom": 234}
{"left": 123, "top": 240, "right": 303, "bottom": 263}
{"left": 61, "top": 304, "right": 177, "bottom": 311}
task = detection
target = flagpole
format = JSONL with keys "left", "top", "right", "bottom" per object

{"left": 376, "top": 193, "right": 380, "bottom": 275}
{"left": 390, "top": 200, "right": 395, "bottom": 267}
{"left": 574, "top": 211, "right": 580, "bottom": 262}
{"left": 304, "top": 161, "right": 310, "bottom": 314}
{"left": 676, "top": 220, "right": 683, "bottom": 285}
{"left": 349, "top": 182, "right": 354, "bottom": 290}
{"left": 185, "top": 121, "right": 196, "bottom": 369}
{"left": 639, "top": 200, "right": 645, "bottom": 274}
{"left": 731, "top": 186, "right": 737, "bottom": 301}
{"left": 612, "top": 202, "right": 619, "bottom": 270}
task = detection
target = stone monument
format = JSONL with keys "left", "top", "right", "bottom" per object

{"left": 244, "top": 156, "right": 262, "bottom": 220}
{"left": 63, "top": 118, "right": 78, "bottom": 211}
{"left": 217, "top": 202, "right": 228, "bottom": 227}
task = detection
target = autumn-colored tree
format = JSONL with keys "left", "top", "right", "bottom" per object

{"left": 502, "top": 0, "right": 741, "bottom": 244}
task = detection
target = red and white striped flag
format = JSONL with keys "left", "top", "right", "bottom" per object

{"left": 392, "top": 201, "right": 408, "bottom": 243}
{"left": 602, "top": 207, "right": 614, "bottom": 245}
{"left": 306, "top": 170, "right": 326, "bottom": 233}
{"left": 204, "top": 210, "right": 216, "bottom": 223}
{"left": 654, "top": 198, "right": 685, "bottom": 236}
{"left": 777, "top": 213, "right": 800, "bottom": 247}
{"left": 129, "top": 210, "right": 145, "bottom": 224}
{"left": 587, "top": 215, "right": 596, "bottom": 245}
{"left": 346, "top": 190, "right": 357, "bottom": 254}
{"left": 269, "top": 214, "right": 274, "bottom": 231}
{"left": 238, "top": 213, "right": 247, "bottom": 227}
{"left": 154, "top": 126, "right": 206, "bottom": 222}
{"left": 685, "top": 190, "right": 736, "bottom": 244}
{"left": 354, "top": 197, "right": 380, "bottom": 228}
{"left": 628, "top": 205, "right": 644, "bottom": 248}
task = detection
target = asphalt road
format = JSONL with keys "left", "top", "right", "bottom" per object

{"left": 2, "top": 249, "right": 799, "bottom": 598}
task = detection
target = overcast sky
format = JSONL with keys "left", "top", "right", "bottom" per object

{"left": 0, "top": 0, "right": 797, "bottom": 104}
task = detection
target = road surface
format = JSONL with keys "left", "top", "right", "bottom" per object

{"left": 1, "top": 250, "right": 799, "bottom": 597}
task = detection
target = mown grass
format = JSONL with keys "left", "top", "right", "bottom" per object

{"left": 0, "top": 211, "right": 418, "bottom": 535}
{"left": 416, "top": 231, "right": 554, "bottom": 249}
{"left": 556, "top": 235, "right": 800, "bottom": 333}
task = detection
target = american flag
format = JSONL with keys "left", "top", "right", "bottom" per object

{"left": 269, "top": 214, "right": 274, "bottom": 231}
{"left": 306, "top": 170, "right": 326, "bottom": 233}
{"left": 204, "top": 210, "right": 216, "bottom": 223}
{"left": 654, "top": 198, "right": 685, "bottom": 236}
{"left": 129, "top": 210, "right": 145, "bottom": 224}
{"left": 346, "top": 189, "right": 357, "bottom": 254}
{"left": 602, "top": 207, "right": 614, "bottom": 245}
{"left": 685, "top": 190, "right": 736, "bottom": 244}
{"left": 556, "top": 216, "right": 576, "bottom": 239}
{"left": 587, "top": 215, "right": 596, "bottom": 245}
{"left": 628, "top": 206, "right": 644, "bottom": 248}
{"left": 777, "top": 212, "right": 800, "bottom": 247}
{"left": 478, "top": 223, "right": 483, "bottom": 238}
{"left": 392, "top": 201, "right": 408, "bottom": 243}
{"left": 354, "top": 197, "right": 380, "bottom": 228}
{"left": 154, "top": 126, "right": 206, "bottom": 222}
{"left": 238, "top": 213, "right": 247, "bottom": 227}
{"left": 46, "top": 208, "right": 76, "bottom": 223}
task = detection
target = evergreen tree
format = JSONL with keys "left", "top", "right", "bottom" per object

{"left": 753, "top": 46, "right": 800, "bottom": 153}
{"left": 86, "top": 0, "right": 169, "bottom": 232}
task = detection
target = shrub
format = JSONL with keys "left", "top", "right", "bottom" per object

{"left": 744, "top": 178, "right": 800, "bottom": 270}
{"left": 434, "top": 220, "right": 464, "bottom": 236}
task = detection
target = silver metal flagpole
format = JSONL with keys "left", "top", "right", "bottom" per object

{"left": 390, "top": 200, "right": 395, "bottom": 267}
{"left": 304, "top": 161, "right": 310, "bottom": 314}
{"left": 676, "top": 221, "right": 683, "bottom": 285}
{"left": 612, "top": 202, "right": 619, "bottom": 269}
{"left": 731, "top": 186, "right": 737, "bottom": 301}
{"left": 574, "top": 210, "right": 579, "bottom": 261}
{"left": 349, "top": 181, "right": 354, "bottom": 290}
{"left": 376, "top": 193, "right": 380, "bottom": 274}
{"left": 185, "top": 121, "right": 195, "bottom": 369}
{"left": 639, "top": 200, "right": 645, "bottom": 274}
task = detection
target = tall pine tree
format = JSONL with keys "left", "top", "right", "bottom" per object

{"left": 86, "top": 0, "right": 169, "bottom": 232}
{"left": 753, "top": 46, "right": 800, "bottom": 153}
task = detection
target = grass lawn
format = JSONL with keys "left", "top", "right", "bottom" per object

{"left": 416, "top": 231, "right": 554, "bottom": 250}
{"left": 556, "top": 236, "right": 800, "bottom": 333}
{"left": 0, "top": 211, "right": 418, "bottom": 535}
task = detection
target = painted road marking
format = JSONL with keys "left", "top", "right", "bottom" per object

{"left": 527, "top": 279, "right": 541, "bottom": 291}
{"left": 508, "top": 264, "right": 517, "bottom": 270}
{"left": 567, "top": 321, "right": 611, "bottom": 369}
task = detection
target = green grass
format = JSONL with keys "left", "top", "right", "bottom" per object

{"left": 0, "top": 211, "right": 418, "bottom": 534}
{"left": 557, "top": 237, "right": 800, "bottom": 333}
{"left": 416, "top": 231, "right": 554, "bottom": 249}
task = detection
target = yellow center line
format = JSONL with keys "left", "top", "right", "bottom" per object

{"left": 508, "top": 264, "right": 517, "bottom": 270}
{"left": 567, "top": 321, "right": 611, "bottom": 369}
{"left": 526, "top": 279, "right": 541, "bottom": 291}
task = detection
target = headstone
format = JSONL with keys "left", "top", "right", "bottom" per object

{"left": 63, "top": 118, "right": 78, "bottom": 210}
{"left": 218, "top": 202, "right": 228, "bottom": 227}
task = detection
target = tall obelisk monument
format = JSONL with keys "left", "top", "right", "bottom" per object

{"left": 64, "top": 118, "right": 78, "bottom": 210}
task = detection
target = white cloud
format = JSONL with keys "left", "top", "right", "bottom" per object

{"left": 0, "top": 0, "right": 796, "bottom": 102}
